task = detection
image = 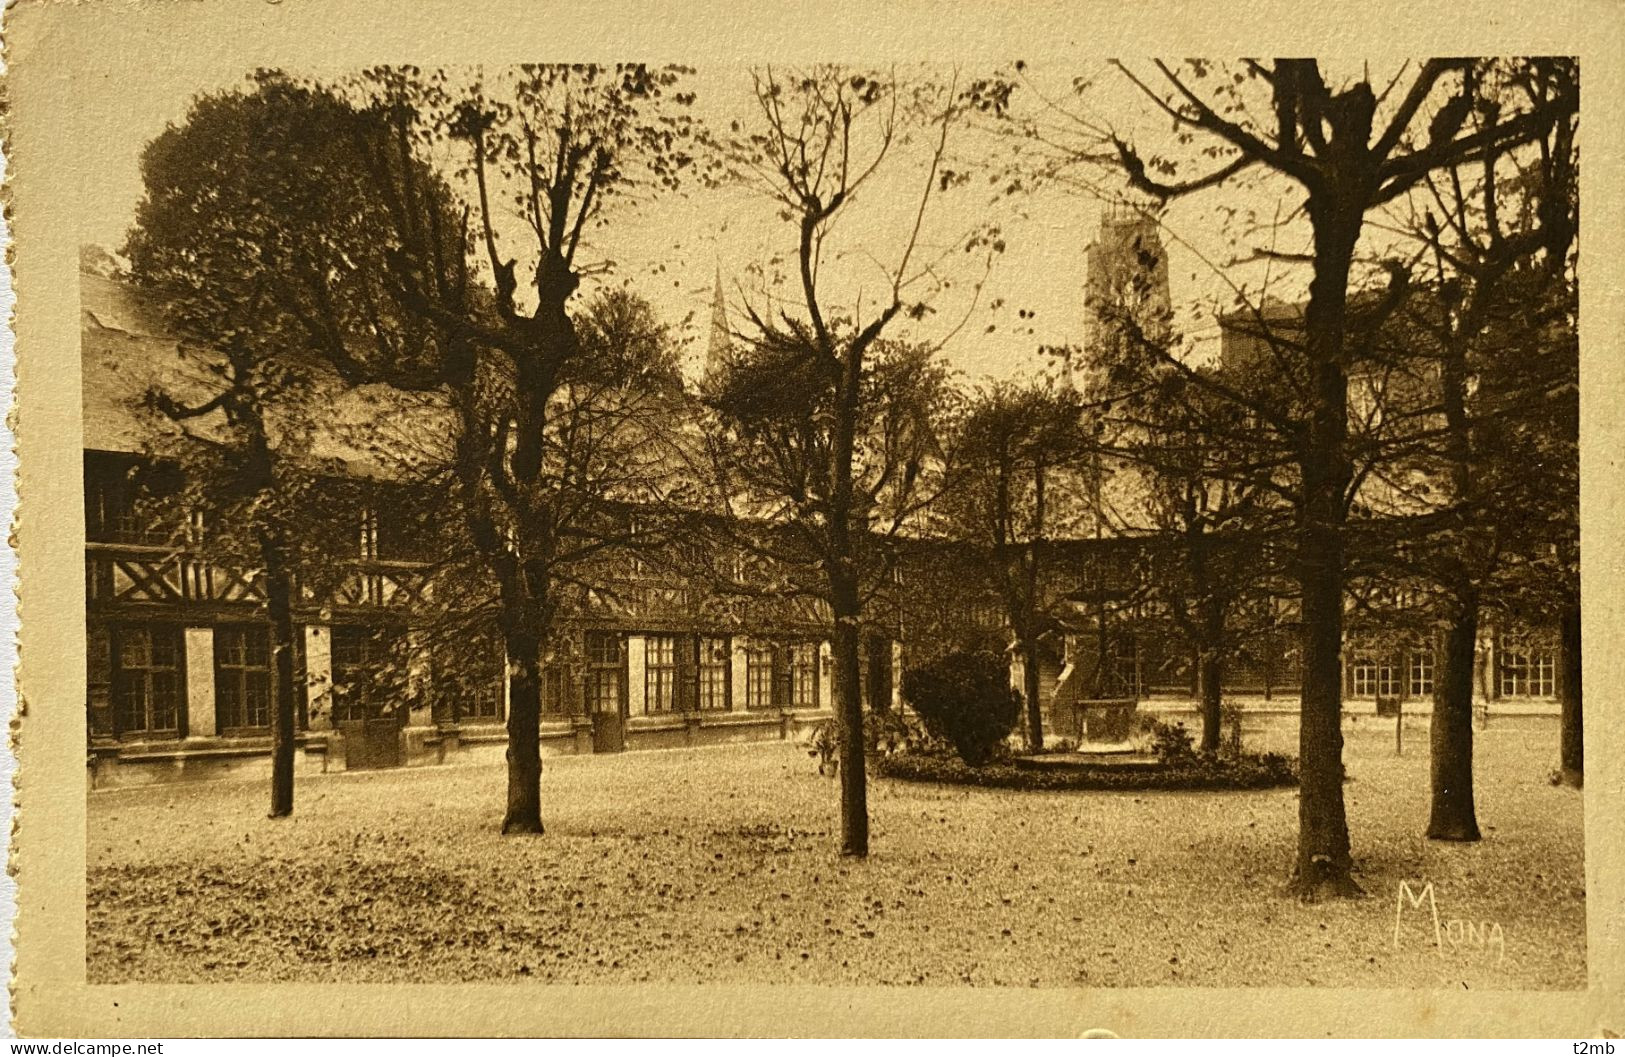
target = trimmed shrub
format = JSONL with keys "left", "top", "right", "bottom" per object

{"left": 874, "top": 750, "right": 1299, "bottom": 792}
{"left": 864, "top": 709, "right": 943, "bottom": 758}
{"left": 1147, "top": 719, "right": 1197, "bottom": 763}
{"left": 900, "top": 649, "right": 1022, "bottom": 767}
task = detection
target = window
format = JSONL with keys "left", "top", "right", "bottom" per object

{"left": 539, "top": 662, "right": 568, "bottom": 717}
{"left": 627, "top": 516, "right": 646, "bottom": 575}
{"left": 645, "top": 635, "right": 680, "bottom": 712}
{"left": 787, "top": 643, "right": 819, "bottom": 709}
{"left": 87, "top": 625, "right": 114, "bottom": 739}
{"left": 1351, "top": 655, "right": 1399, "bottom": 699}
{"left": 113, "top": 625, "right": 183, "bottom": 737}
{"left": 85, "top": 454, "right": 182, "bottom": 545}
{"left": 469, "top": 634, "right": 507, "bottom": 722}
{"left": 698, "top": 637, "right": 730, "bottom": 711}
{"left": 467, "top": 685, "right": 505, "bottom": 721}
{"left": 358, "top": 498, "right": 418, "bottom": 562}
{"left": 214, "top": 625, "right": 271, "bottom": 731}
{"left": 332, "top": 625, "right": 402, "bottom": 723}
{"left": 1500, "top": 641, "right": 1557, "bottom": 698}
{"left": 745, "top": 642, "right": 775, "bottom": 710}
{"left": 1408, "top": 648, "right": 1435, "bottom": 699}
{"left": 1350, "top": 657, "right": 1378, "bottom": 698}
{"left": 1110, "top": 640, "right": 1141, "bottom": 698}
{"left": 968, "top": 600, "right": 1002, "bottom": 629}
{"left": 1377, "top": 663, "right": 1401, "bottom": 699}
{"left": 585, "top": 631, "right": 623, "bottom": 714}
{"left": 435, "top": 631, "right": 504, "bottom": 723}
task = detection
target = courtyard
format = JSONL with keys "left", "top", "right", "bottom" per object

{"left": 88, "top": 720, "right": 1585, "bottom": 988}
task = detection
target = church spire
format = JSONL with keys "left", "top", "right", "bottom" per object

{"left": 706, "top": 266, "right": 731, "bottom": 379}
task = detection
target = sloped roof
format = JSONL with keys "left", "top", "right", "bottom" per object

{"left": 81, "top": 270, "right": 455, "bottom": 480}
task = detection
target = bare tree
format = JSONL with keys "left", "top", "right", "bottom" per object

{"left": 706, "top": 66, "right": 972, "bottom": 857}
{"left": 1394, "top": 58, "right": 1579, "bottom": 834}
{"left": 337, "top": 64, "right": 706, "bottom": 834}
{"left": 1116, "top": 384, "right": 1284, "bottom": 753}
{"left": 1091, "top": 59, "right": 1571, "bottom": 896}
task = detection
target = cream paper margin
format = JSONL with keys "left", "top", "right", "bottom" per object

{"left": 5, "top": 0, "right": 1622, "bottom": 1037}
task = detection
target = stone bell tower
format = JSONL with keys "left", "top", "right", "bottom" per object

{"left": 1076, "top": 204, "right": 1172, "bottom": 393}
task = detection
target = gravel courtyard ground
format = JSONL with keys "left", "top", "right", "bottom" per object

{"left": 88, "top": 721, "right": 1585, "bottom": 987}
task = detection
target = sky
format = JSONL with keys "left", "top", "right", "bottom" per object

{"left": 75, "top": 58, "right": 1444, "bottom": 387}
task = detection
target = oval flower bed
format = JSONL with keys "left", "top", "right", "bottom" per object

{"left": 872, "top": 749, "right": 1298, "bottom": 792}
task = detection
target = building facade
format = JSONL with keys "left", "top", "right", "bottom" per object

{"left": 83, "top": 225, "right": 1566, "bottom": 788}
{"left": 82, "top": 268, "right": 905, "bottom": 788}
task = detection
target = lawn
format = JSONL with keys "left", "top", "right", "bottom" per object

{"left": 87, "top": 721, "right": 1585, "bottom": 988}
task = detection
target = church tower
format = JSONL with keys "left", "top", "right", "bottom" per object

{"left": 1078, "top": 205, "right": 1172, "bottom": 393}
{"left": 705, "top": 266, "right": 731, "bottom": 381}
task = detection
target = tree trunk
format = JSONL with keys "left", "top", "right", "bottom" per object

{"left": 1427, "top": 601, "right": 1481, "bottom": 840}
{"left": 1263, "top": 624, "right": 1275, "bottom": 701}
{"left": 502, "top": 621, "right": 545, "bottom": 835}
{"left": 1096, "top": 600, "right": 1112, "bottom": 697}
{"left": 1295, "top": 534, "right": 1357, "bottom": 895}
{"left": 266, "top": 554, "right": 297, "bottom": 819}
{"left": 832, "top": 576, "right": 868, "bottom": 857}
{"left": 1559, "top": 595, "right": 1582, "bottom": 787}
{"left": 1290, "top": 209, "right": 1360, "bottom": 899}
{"left": 1021, "top": 636, "right": 1044, "bottom": 753}
{"left": 1198, "top": 653, "right": 1223, "bottom": 755}
{"left": 1197, "top": 601, "right": 1224, "bottom": 754}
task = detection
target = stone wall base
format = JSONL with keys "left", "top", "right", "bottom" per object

{"left": 86, "top": 709, "right": 835, "bottom": 790}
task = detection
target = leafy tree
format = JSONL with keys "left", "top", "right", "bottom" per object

{"left": 121, "top": 75, "right": 452, "bottom": 817}
{"left": 384, "top": 285, "right": 692, "bottom": 735}
{"left": 937, "top": 379, "right": 1090, "bottom": 752}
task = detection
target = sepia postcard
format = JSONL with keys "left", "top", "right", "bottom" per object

{"left": 6, "top": 0, "right": 1624, "bottom": 1038}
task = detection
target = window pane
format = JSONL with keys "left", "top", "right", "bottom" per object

{"left": 587, "top": 631, "right": 620, "bottom": 666}
{"left": 699, "top": 637, "right": 729, "bottom": 711}
{"left": 746, "top": 643, "right": 774, "bottom": 709}
{"left": 115, "top": 680, "right": 147, "bottom": 733}
{"left": 121, "top": 629, "right": 151, "bottom": 669}
{"left": 589, "top": 672, "right": 620, "bottom": 713}
{"left": 150, "top": 672, "right": 179, "bottom": 730}
{"left": 216, "top": 627, "right": 271, "bottom": 730}
{"left": 1409, "top": 650, "right": 1434, "bottom": 697}
{"left": 645, "top": 635, "right": 679, "bottom": 711}
{"left": 245, "top": 671, "right": 270, "bottom": 727}
{"left": 150, "top": 631, "right": 178, "bottom": 669}
{"left": 216, "top": 628, "right": 241, "bottom": 667}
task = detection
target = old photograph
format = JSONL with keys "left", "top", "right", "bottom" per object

{"left": 7, "top": 0, "right": 1622, "bottom": 1038}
